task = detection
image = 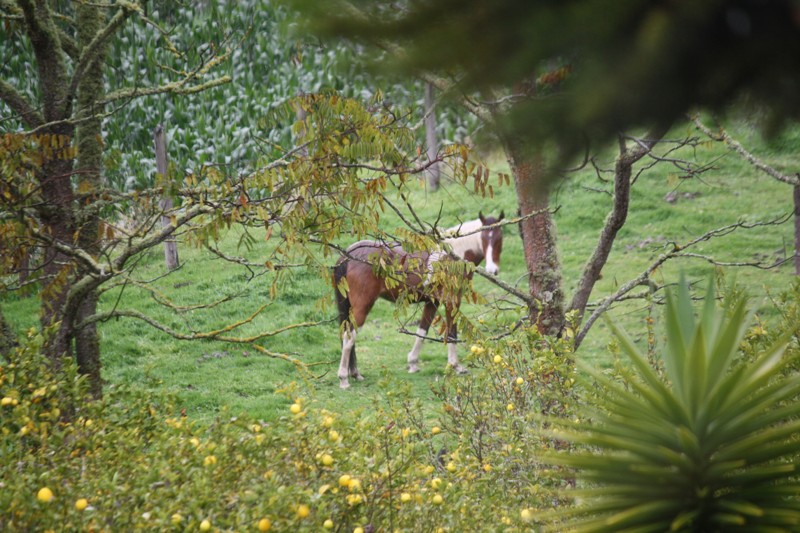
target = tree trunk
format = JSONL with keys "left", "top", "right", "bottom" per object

{"left": 39, "top": 156, "right": 77, "bottom": 372}
{"left": 155, "top": 124, "right": 180, "bottom": 271}
{"left": 71, "top": 3, "right": 108, "bottom": 397}
{"left": 424, "top": 82, "right": 440, "bottom": 191}
{"left": 505, "top": 142, "right": 565, "bottom": 335}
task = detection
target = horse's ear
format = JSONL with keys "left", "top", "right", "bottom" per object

{"left": 479, "top": 211, "right": 486, "bottom": 224}
{"left": 498, "top": 210, "right": 505, "bottom": 221}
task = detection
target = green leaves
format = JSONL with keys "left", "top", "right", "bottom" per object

{"left": 546, "top": 277, "right": 800, "bottom": 532}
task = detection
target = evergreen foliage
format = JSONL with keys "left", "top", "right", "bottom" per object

{"left": 544, "top": 278, "right": 800, "bottom": 531}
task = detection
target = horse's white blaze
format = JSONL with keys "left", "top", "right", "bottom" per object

{"left": 484, "top": 240, "right": 499, "bottom": 275}
{"left": 407, "top": 327, "right": 426, "bottom": 372}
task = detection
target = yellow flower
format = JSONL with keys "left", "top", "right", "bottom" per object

{"left": 189, "top": 437, "right": 200, "bottom": 447}
{"left": 323, "top": 519, "right": 334, "bottom": 529}
{"left": 322, "top": 416, "right": 335, "bottom": 428}
{"left": 75, "top": 498, "right": 88, "bottom": 511}
{"left": 257, "top": 518, "right": 271, "bottom": 532}
{"left": 346, "top": 494, "right": 362, "bottom": 506}
{"left": 354, "top": 528, "right": 364, "bottom": 533}
{"left": 515, "top": 377, "right": 524, "bottom": 385}
{"left": 199, "top": 518, "right": 212, "bottom": 531}
{"left": 203, "top": 455, "right": 217, "bottom": 466}
{"left": 1, "top": 397, "right": 12, "bottom": 406}
{"left": 520, "top": 508, "right": 534, "bottom": 522}
{"left": 338, "top": 474, "right": 351, "bottom": 487}
{"left": 506, "top": 403, "right": 514, "bottom": 412}
{"left": 171, "top": 513, "right": 183, "bottom": 525}
{"left": 296, "top": 504, "right": 310, "bottom": 519}
{"left": 289, "top": 403, "right": 302, "bottom": 415}
{"left": 320, "top": 453, "right": 334, "bottom": 466}
{"left": 328, "top": 430, "right": 340, "bottom": 442}
{"left": 482, "top": 463, "right": 492, "bottom": 473}
{"left": 430, "top": 477, "right": 442, "bottom": 490}
{"left": 431, "top": 426, "right": 441, "bottom": 435}
{"left": 348, "top": 478, "right": 361, "bottom": 491}
{"left": 432, "top": 494, "right": 444, "bottom": 505}
{"left": 400, "top": 492, "right": 412, "bottom": 503}
{"left": 37, "top": 487, "right": 54, "bottom": 503}
{"left": 493, "top": 354, "right": 502, "bottom": 364}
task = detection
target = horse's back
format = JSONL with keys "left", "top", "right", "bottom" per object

{"left": 339, "top": 240, "right": 430, "bottom": 300}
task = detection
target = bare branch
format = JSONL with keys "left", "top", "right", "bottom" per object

{"left": 691, "top": 114, "right": 800, "bottom": 187}
{"left": 574, "top": 213, "right": 793, "bottom": 347}
{"left": 474, "top": 266, "right": 533, "bottom": 306}
{"left": 102, "top": 76, "right": 232, "bottom": 105}
{"left": 568, "top": 124, "right": 670, "bottom": 322}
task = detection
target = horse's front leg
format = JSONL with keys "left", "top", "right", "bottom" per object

{"left": 445, "top": 304, "right": 467, "bottom": 374}
{"left": 408, "top": 301, "right": 437, "bottom": 373}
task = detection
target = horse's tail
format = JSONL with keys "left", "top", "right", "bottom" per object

{"left": 332, "top": 259, "right": 351, "bottom": 330}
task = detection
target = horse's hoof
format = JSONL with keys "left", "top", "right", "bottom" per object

{"left": 408, "top": 364, "right": 420, "bottom": 373}
{"left": 339, "top": 379, "right": 351, "bottom": 390}
{"left": 453, "top": 365, "right": 468, "bottom": 375}
{"left": 353, "top": 373, "right": 365, "bottom": 381}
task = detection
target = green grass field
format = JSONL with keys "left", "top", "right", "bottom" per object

{"left": 3, "top": 121, "right": 798, "bottom": 423}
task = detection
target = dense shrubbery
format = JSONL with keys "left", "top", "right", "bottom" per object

{"left": 4, "top": 280, "right": 799, "bottom": 531}
{"left": 0, "top": 326, "right": 574, "bottom": 531}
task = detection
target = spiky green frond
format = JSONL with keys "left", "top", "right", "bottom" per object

{"left": 543, "top": 277, "right": 800, "bottom": 532}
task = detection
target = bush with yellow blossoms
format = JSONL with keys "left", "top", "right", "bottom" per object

{"left": 1, "top": 325, "right": 577, "bottom": 531}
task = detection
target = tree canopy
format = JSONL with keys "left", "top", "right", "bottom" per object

{"left": 292, "top": 0, "right": 800, "bottom": 159}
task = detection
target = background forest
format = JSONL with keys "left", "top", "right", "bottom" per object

{"left": 2, "top": 1, "right": 800, "bottom": 531}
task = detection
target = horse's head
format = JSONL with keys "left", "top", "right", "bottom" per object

{"left": 478, "top": 210, "right": 504, "bottom": 275}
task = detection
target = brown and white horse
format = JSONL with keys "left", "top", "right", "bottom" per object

{"left": 332, "top": 212, "right": 504, "bottom": 389}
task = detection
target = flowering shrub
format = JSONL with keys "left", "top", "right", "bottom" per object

{"left": 1, "top": 326, "right": 575, "bottom": 531}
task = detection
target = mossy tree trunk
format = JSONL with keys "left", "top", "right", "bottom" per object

{"left": 73, "top": 3, "right": 108, "bottom": 398}
{"left": 503, "top": 139, "right": 565, "bottom": 336}
{"left": 1, "top": 1, "right": 231, "bottom": 400}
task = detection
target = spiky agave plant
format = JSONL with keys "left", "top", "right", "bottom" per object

{"left": 546, "top": 279, "right": 800, "bottom": 532}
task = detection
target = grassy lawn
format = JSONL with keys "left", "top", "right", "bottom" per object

{"left": 3, "top": 121, "right": 797, "bottom": 423}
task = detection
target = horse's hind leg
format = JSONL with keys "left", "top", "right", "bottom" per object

{"left": 339, "top": 300, "right": 370, "bottom": 388}
{"left": 408, "top": 301, "right": 437, "bottom": 373}
{"left": 348, "top": 339, "right": 364, "bottom": 382}
{"left": 339, "top": 326, "right": 357, "bottom": 389}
